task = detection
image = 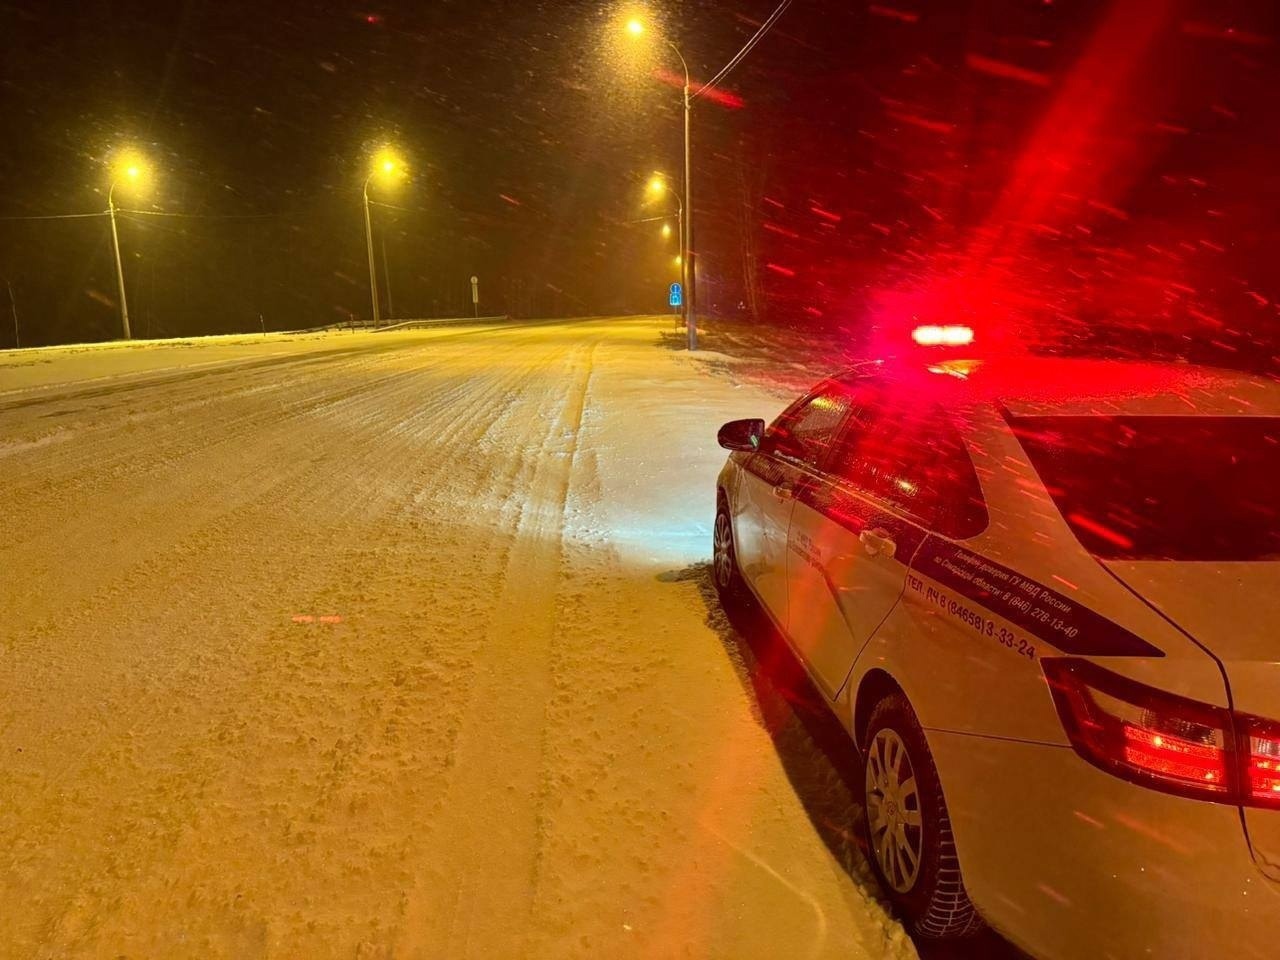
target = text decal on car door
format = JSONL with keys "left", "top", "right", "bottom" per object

{"left": 912, "top": 537, "right": 1164, "bottom": 658}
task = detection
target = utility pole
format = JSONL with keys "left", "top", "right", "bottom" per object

{"left": 362, "top": 177, "right": 381, "bottom": 327}
{"left": 360, "top": 148, "right": 404, "bottom": 327}
{"left": 667, "top": 41, "right": 696, "bottom": 351}
{"left": 381, "top": 236, "right": 395, "bottom": 320}
{"left": 108, "top": 183, "right": 132, "bottom": 340}
{"left": 5, "top": 279, "right": 18, "bottom": 349}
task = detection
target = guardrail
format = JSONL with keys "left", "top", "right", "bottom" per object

{"left": 282, "top": 316, "right": 511, "bottom": 335}
{"left": 373, "top": 316, "right": 511, "bottom": 332}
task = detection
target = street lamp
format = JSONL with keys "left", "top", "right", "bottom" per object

{"left": 107, "top": 149, "right": 149, "bottom": 340}
{"left": 646, "top": 174, "right": 684, "bottom": 296}
{"left": 363, "top": 146, "right": 404, "bottom": 327}
{"left": 627, "top": 19, "right": 697, "bottom": 349}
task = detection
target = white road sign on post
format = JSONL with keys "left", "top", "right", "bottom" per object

{"left": 470, "top": 275, "right": 479, "bottom": 318}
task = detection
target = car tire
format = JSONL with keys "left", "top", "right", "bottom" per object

{"left": 863, "top": 693, "right": 984, "bottom": 940}
{"left": 712, "top": 497, "right": 745, "bottom": 601}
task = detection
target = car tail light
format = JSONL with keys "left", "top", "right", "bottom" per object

{"left": 1043, "top": 658, "right": 1280, "bottom": 809}
{"left": 1239, "top": 715, "right": 1280, "bottom": 808}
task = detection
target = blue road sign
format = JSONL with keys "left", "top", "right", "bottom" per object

{"left": 668, "top": 282, "right": 683, "bottom": 308}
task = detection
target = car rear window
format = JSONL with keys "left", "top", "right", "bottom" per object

{"left": 1008, "top": 415, "right": 1280, "bottom": 561}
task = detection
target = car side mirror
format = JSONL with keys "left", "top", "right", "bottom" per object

{"left": 717, "top": 418, "right": 765, "bottom": 452}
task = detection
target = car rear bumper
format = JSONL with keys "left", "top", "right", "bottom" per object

{"left": 928, "top": 730, "right": 1280, "bottom": 960}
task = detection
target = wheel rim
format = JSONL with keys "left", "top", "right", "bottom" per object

{"left": 865, "top": 728, "right": 924, "bottom": 893}
{"left": 713, "top": 512, "right": 734, "bottom": 588}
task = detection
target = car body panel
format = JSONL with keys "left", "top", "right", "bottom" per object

{"left": 736, "top": 451, "right": 800, "bottom": 622}
{"left": 928, "top": 730, "right": 1280, "bottom": 960}
{"left": 1101, "top": 561, "right": 1280, "bottom": 693}
{"left": 786, "top": 475, "right": 927, "bottom": 697}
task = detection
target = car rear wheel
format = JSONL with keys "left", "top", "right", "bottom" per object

{"left": 712, "top": 499, "right": 743, "bottom": 600}
{"left": 863, "top": 693, "right": 983, "bottom": 939}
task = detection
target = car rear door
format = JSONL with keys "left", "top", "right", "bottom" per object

{"left": 786, "top": 387, "right": 964, "bottom": 698}
{"left": 735, "top": 384, "right": 853, "bottom": 626}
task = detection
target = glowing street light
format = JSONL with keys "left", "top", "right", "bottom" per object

{"left": 645, "top": 173, "right": 684, "bottom": 304}
{"left": 107, "top": 148, "right": 150, "bottom": 340}
{"left": 363, "top": 147, "right": 405, "bottom": 327}
{"left": 626, "top": 16, "right": 697, "bottom": 349}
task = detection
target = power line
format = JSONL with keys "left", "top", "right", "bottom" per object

{"left": 695, "top": 0, "right": 795, "bottom": 101}
{"left": 119, "top": 208, "right": 294, "bottom": 220}
{"left": 368, "top": 200, "right": 430, "bottom": 214}
{"left": 0, "top": 211, "right": 107, "bottom": 221}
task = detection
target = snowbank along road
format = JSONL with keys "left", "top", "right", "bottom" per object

{"left": 0, "top": 318, "right": 1013, "bottom": 959}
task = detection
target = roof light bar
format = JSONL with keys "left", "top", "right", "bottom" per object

{"left": 912, "top": 324, "right": 975, "bottom": 347}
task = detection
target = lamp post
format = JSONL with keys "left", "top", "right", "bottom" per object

{"left": 362, "top": 148, "right": 403, "bottom": 328}
{"left": 106, "top": 154, "right": 146, "bottom": 340}
{"left": 628, "top": 19, "right": 697, "bottom": 350}
{"left": 362, "top": 172, "right": 382, "bottom": 328}
{"left": 647, "top": 174, "right": 685, "bottom": 316}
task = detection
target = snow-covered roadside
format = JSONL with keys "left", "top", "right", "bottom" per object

{"left": 0, "top": 330, "right": 335, "bottom": 395}
{"left": 0, "top": 317, "right": 921, "bottom": 959}
{"left": 0, "top": 321, "right": 541, "bottom": 398}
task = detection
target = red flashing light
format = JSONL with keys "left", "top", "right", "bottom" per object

{"left": 912, "top": 324, "right": 974, "bottom": 347}
{"left": 1044, "top": 659, "right": 1280, "bottom": 809}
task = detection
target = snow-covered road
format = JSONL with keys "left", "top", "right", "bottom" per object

{"left": 1, "top": 318, "right": 978, "bottom": 959}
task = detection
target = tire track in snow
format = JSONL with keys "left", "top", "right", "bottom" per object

{"left": 394, "top": 340, "right": 598, "bottom": 959}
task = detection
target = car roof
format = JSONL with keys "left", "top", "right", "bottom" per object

{"left": 836, "top": 355, "right": 1280, "bottom": 417}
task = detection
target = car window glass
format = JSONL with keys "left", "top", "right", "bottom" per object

{"left": 829, "top": 397, "right": 931, "bottom": 518}
{"left": 766, "top": 384, "right": 851, "bottom": 469}
{"left": 829, "top": 397, "right": 987, "bottom": 537}
{"left": 1009, "top": 414, "right": 1280, "bottom": 560}
{"left": 924, "top": 418, "right": 988, "bottom": 539}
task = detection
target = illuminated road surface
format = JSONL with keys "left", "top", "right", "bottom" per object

{"left": 0, "top": 318, "right": 996, "bottom": 959}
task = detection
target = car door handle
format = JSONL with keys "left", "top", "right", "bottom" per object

{"left": 859, "top": 528, "right": 897, "bottom": 559}
{"left": 773, "top": 482, "right": 795, "bottom": 501}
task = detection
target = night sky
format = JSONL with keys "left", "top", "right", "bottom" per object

{"left": 1, "top": 0, "right": 1278, "bottom": 363}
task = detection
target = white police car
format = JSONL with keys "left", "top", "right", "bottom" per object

{"left": 712, "top": 343, "right": 1280, "bottom": 960}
